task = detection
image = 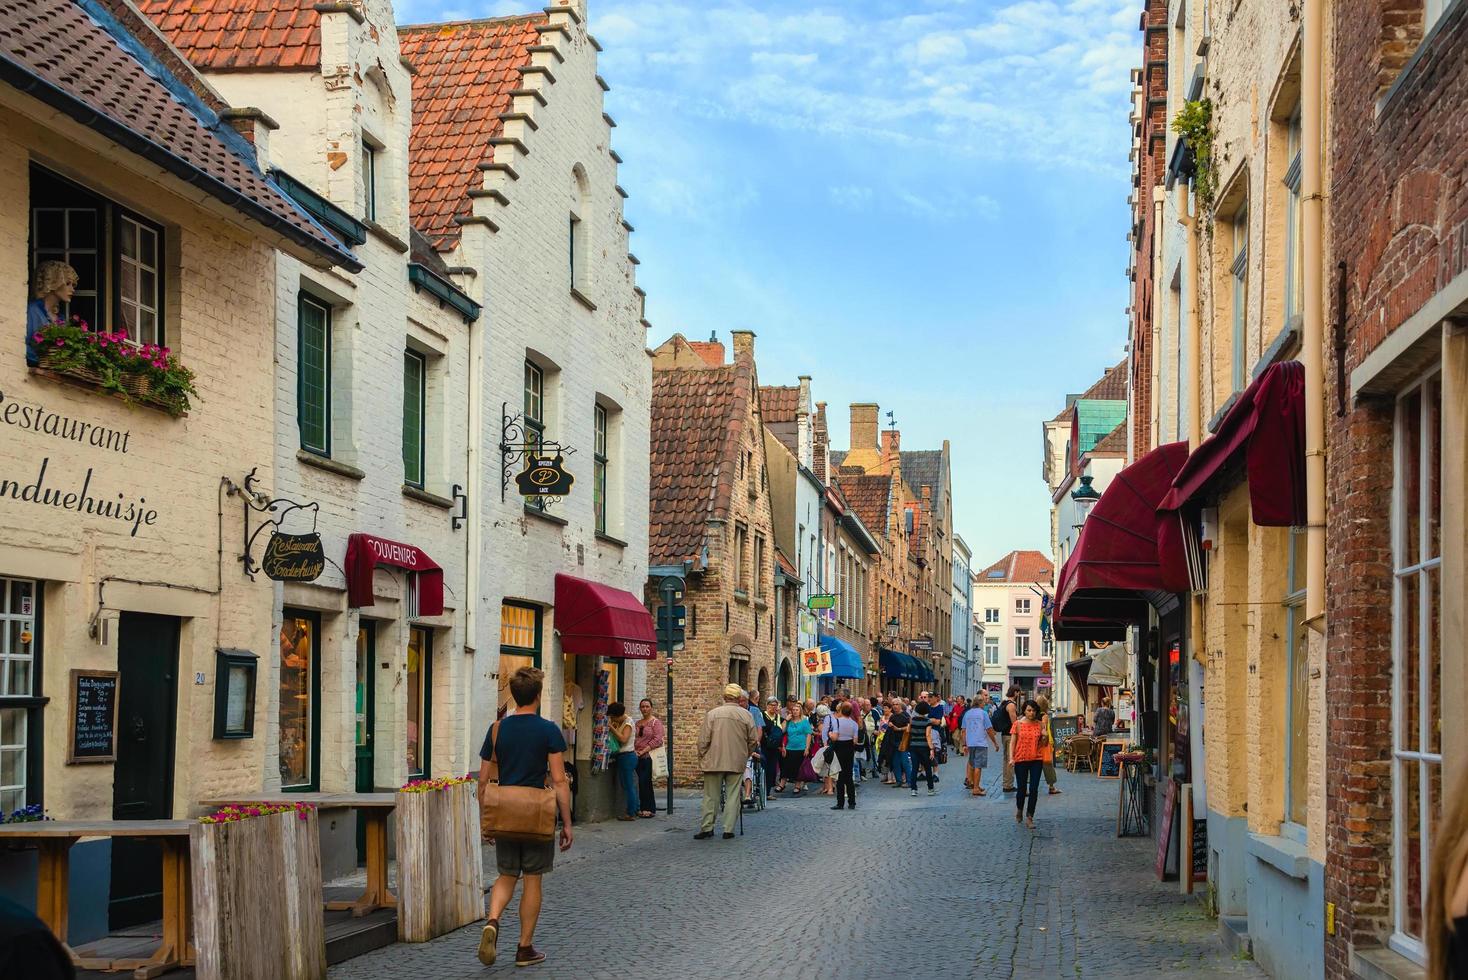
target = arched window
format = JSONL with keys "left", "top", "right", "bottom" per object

{"left": 569, "top": 165, "right": 590, "bottom": 292}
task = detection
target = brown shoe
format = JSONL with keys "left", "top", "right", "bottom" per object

{"left": 516, "top": 944, "right": 546, "bottom": 967}
{"left": 477, "top": 920, "right": 498, "bottom": 966}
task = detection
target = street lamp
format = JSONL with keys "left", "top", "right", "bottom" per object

{"left": 886, "top": 616, "right": 900, "bottom": 640}
{"left": 1071, "top": 474, "right": 1101, "bottom": 528}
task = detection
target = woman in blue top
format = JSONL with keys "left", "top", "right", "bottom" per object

{"left": 778, "top": 702, "right": 813, "bottom": 796}
{"left": 26, "top": 261, "right": 78, "bottom": 366}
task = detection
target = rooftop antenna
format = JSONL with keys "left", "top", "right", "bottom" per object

{"left": 709, "top": 331, "right": 717, "bottom": 342}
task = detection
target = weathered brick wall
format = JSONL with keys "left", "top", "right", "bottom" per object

{"left": 1131, "top": 0, "right": 1169, "bottom": 455}
{"left": 1326, "top": 2, "right": 1467, "bottom": 972}
{"left": 0, "top": 111, "right": 280, "bottom": 817}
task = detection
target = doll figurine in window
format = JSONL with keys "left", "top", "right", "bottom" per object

{"left": 27, "top": 261, "right": 78, "bottom": 366}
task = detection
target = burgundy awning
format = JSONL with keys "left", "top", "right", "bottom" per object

{"left": 345, "top": 533, "right": 444, "bottom": 616}
{"left": 554, "top": 573, "right": 657, "bottom": 660}
{"left": 1056, "top": 441, "right": 1192, "bottom": 613}
{"left": 1158, "top": 361, "right": 1307, "bottom": 526}
{"left": 1053, "top": 615, "right": 1129, "bottom": 642}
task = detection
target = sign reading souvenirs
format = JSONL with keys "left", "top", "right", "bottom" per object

{"left": 515, "top": 453, "right": 575, "bottom": 497}
{"left": 68, "top": 668, "right": 120, "bottom": 764}
{"left": 260, "top": 531, "right": 326, "bottom": 582}
{"left": 807, "top": 594, "right": 837, "bottom": 610}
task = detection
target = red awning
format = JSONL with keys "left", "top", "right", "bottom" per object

{"left": 345, "top": 533, "right": 444, "bottom": 616}
{"left": 1056, "top": 441, "right": 1192, "bottom": 614}
{"left": 554, "top": 573, "right": 657, "bottom": 660}
{"left": 1159, "top": 361, "right": 1306, "bottom": 526}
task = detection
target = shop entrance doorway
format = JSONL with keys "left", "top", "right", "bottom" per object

{"left": 110, "top": 612, "right": 179, "bottom": 929}
{"left": 355, "top": 622, "right": 377, "bottom": 864}
{"left": 777, "top": 659, "right": 792, "bottom": 702}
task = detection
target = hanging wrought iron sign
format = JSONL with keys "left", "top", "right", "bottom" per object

{"left": 230, "top": 467, "right": 325, "bottom": 582}
{"left": 260, "top": 531, "right": 326, "bottom": 582}
{"left": 499, "top": 402, "right": 578, "bottom": 504}
{"left": 515, "top": 453, "right": 575, "bottom": 497}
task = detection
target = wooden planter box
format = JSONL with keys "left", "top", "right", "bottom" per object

{"left": 190, "top": 809, "right": 327, "bottom": 980}
{"left": 395, "top": 781, "right": 484, "bottom": 942}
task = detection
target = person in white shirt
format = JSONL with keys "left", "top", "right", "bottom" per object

{"left": 825, "top": 702, "right": 861, "bottom": 810}
{"left": 962, "top": 692, "right": 1000, "bottom": 796}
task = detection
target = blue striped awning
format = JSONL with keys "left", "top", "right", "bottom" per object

{"left": 820, "top": 634, "right": 864, "bottom": 679}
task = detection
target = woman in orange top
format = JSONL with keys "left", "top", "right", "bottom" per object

{"left": 1010, "top": 700, "right": 1049, "bottom": 829}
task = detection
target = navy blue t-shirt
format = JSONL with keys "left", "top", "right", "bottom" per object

{"left": 480, "top": 713, "right": 566, "bottom": 788}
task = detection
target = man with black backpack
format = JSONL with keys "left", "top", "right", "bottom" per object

{"left": 759, "top": 697, "right": 785, "bottom": 798}
{"left": 992, "top": 685, "right": 1022, "bottom": 793}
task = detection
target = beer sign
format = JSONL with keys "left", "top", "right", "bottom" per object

{"left": 261, "top": 531, "right": 326, "bottom": 582}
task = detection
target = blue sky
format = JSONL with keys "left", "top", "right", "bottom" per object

{"left": 399, "top": 0, "right": 1138, "bottom": 565}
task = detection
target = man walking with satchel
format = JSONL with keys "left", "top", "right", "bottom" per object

{"left": 477, "top": 667, "right": 573, "bottom": 968}
{"left": 695, "top": 684, "right": 758, "bottom": 840}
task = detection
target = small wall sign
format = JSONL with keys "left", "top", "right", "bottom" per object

{"left": 515, "top": 454, "right": 574, "bottom": 497}
{"left": 68, "top": 669, "right": 120, "bottom": 764}
{"left": 260, "top": 531, "right": 326, "bottom": 582}
{"left": 807, "top": 594, "right": 837, "bottom": 610}
{"left": 213, "top": 649, "right": 258, "bottom": 739}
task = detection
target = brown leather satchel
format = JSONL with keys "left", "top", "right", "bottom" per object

{"left": 480, "top": 720, "right": 558, "bottom": 843}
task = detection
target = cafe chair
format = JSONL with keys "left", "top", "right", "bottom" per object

{"left": 1067, "top": 735, "right": 1095, "bottom": 773}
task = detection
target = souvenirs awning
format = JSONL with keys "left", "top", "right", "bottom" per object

{"left": 554, "top": 573, "right": 657, "bottom": 660}
{"left": 1159, "top": 361, "right": 1307, "bottom": 526}
{"left": 819, "top": 634, "right": 864, "bottom": 679}
{"left": 345, "top": 533, "right": 444, "bottom": 616}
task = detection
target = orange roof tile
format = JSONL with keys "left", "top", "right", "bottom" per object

{"left": 138, "top": 0, "right": 324, "bottom": 72}
{"left": 688, "top": 341, "right": 725, "bottom": 367}
{"left": 759, "top": 385, "right": 801, "bottom": 424}
{"left": 838, "top": 476, "right": 892, "bottom": 539}
{"left": 1087, "top": 422, "right": 1128, "bottom": 457}
{"left": 399, "top": 15, "right": 544, "bottom": 251}
{"left": 976, "top": 550, "right": 1054, "bottom": 584}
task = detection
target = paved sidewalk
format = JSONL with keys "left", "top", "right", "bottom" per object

{"left": 331, "top": 761, "right": 1262, "bottom": 978}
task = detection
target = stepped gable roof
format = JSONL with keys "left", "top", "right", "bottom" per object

{"left": 398, "top": 14, "right": 544, "bottom": 251}
{"left": 976, "top": 549, "right": 1053, "bottom": 584}
{"left": 760, "top": 386, "right": 801, "bottom": 423}
{"left": 649, "top": 356, "right": 756, "bottom": 566}
{"left": 1088, "top": 421, "right": 1127, "bottom": 457}
{"left": 900, "top": 449, "right": 944, "bottom": 513}
{"left": 4, "top": 0, "right": 357, "bottom": 269}
{"left": 1051, "top": 358, "right": 1129, "bottom": 421}
{"left": 839, "top": 475, "right": 892, "bottom": 539}
{"left": 138, "top": 0, "right": 324, "bottom": 71}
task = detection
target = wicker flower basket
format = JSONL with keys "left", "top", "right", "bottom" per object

{"left": 37, "top": 349, "right": 103, "bottom": 386}
{"left": 120, "top": 372, "right": 155, "bottom": 398}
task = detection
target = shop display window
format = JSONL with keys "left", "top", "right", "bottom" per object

{"left": 279, "top": 611, "right": 320, "bottom": 790}
{"left": 406, "top": 626, "right": 432, "bottom": 777}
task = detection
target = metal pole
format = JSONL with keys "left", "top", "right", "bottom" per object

{"left": 660, "top": 575, "right": 681, "bottom": 815}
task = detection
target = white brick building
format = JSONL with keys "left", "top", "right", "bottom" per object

{"left": 401, "top": 0, "right": 652, "bottom": 820}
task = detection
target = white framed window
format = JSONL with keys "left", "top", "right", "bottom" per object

{"left": 1283, "top": 527, "right": 1308, "bottom": 828}
{"left": 1014, "top": 628, "right": 1031, "bottom": 659}
{"left": 984, "top": 607, "right": 1000, "bottom": 624}
{"left": 593, "top": 403, "right": 608, "bottom": 534}
{"left": 1231, "top": 204, "right": 1249, "bottom": 392}
{"left": 984, "top": 637, "right": 1000, "bottom": 666}
{"left": 0, "top": 577, "right": 38, "bottom": 814}
{"left": 1015, "top": 598, "right": 1031, "bottom": 615}
{"left": 1283, "top": 107, "right": 1303, "bottom": 324}
{"left": 402, "top": 349, "right": 426, "bottom": 489}
{"left": 117, "top": 214, "right": 162, "bottom": 345}
{"left": 1389, "top": 366, "right": 1441, "bottom": 964}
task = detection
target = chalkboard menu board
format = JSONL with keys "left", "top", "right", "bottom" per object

{"left": 1190, "top": 812, "right": 1209, "bottom": 882}
{"left": 68, "top": 669, "right": 119, "bottom": 763}
{"left": 1098, "top": 739, "right": 1126, "bottom": 778}
{"left": 1051, "top": 714, "right": 1080, "bottom": 744}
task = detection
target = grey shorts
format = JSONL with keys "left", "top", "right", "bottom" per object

{"left": 496, "top": 837, "right": 555, "bottom": 877}
{"left": 966, "top": 746, "right": 989, "bottom": 769}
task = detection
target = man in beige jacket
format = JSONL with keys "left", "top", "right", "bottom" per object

{"left": 695, "top": 684, "right": 759, "bottom": 839}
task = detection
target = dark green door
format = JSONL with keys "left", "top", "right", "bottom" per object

{"left": 110, "top": 612, "right": 179, "bottom": 929}
{"left": 355, "top": 623, "right": 375, "bottom": 864}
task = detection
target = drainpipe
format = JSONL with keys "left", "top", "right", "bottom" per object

{"left": 1152, "top": 189, "right": 1167, "bottom": 450}
{"left": 1302, "top": 0, "right": 1327, "bottom": 629}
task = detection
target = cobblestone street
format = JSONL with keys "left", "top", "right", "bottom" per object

{"left": 332, "top": 758, "right": 1262, "bottom": 979}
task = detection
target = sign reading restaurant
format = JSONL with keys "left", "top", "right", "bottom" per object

{"left": 260, "top": 531, "right": 326, "bottom": 582}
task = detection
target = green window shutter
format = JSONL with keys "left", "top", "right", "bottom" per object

{"left": 298, "top": 297, "right": 330, "bottom": 455}
{"left": 402, "top": 350, "right": 425, "bottom": 488}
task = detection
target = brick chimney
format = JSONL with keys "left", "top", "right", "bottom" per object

{"left": 730, "top": 330, "right": 755, "bottom": 361}
{"left": 850, "top": 403, "right": 878, "bottom": 452}
{"left": 219, "top": 107, "right": 278, "bottom": 170}
{"left": 881, "top": 427, "right": 903, "bottom": 486}
{"left": 796, "top": 376, "right": 812, "bottom": 469}
{"left": 813, "top": 401, "right": 830, "bottom": 482}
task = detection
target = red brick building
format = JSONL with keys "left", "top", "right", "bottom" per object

{"left": 1128, "top": 0, "right": 1169, "bottom": 458}
{"left": 644, "top": 332, "right": 775, "bottom": 783}
{"left": 1324, "top": 2, "right": 1465, "bottom": 974}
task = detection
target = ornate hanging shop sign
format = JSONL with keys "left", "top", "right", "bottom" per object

{"left": 514, "top": 453, "right": 575, "bottom": 497}
{"left": 260, "top": 531, "right": 326, "bottom": 582}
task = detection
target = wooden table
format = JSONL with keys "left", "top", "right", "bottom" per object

{"left": 0, "top": 820, "right": 194, "bottom": 979}
{"left": 200, "top": 792, "right": 398, "bottom": 917}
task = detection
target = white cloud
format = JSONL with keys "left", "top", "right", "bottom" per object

{"left": 915, "top": 33, "right": 966, "bottom": 64}
{"left": 750, "top": 51, "right": 819, "bottom": 69}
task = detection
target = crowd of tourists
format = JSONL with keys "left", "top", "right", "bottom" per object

{"left": 689, "top": 683, "right": 1066, "bottom": 832}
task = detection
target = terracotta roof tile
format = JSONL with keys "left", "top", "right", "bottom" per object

{"left": 774, "top": 547, "right": 798, "bottom": 579}
{"left": 1050, "top": 358, "right": 1130, "bottom": 422}
{"left": 976, "top": 549, "right": 1053, "bottom": 584}
{"left": 838, "top": 476, "right": 892, "bottom": 538}
{"left": 688, "top": 341, "right": 725, "bottom": 367}
{"left": 399, "top": 15, "right": 544, "bottom": 251}
{"left": 4, "top": 0, "right": 355, "bottom": 267}
{"left": 649, "top": 356, "right": 756, "bottom": 566}
{"left": 759, "top": 386, "right": 801, "bottom": 424}
{"left": 138, "top": 0, "right": 323, "bottom": 72}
